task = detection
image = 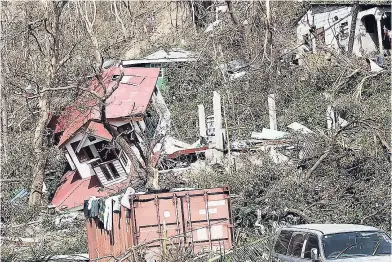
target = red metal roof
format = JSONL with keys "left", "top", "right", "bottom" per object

{"left": 86, "top": 121, "right": 112, "bottom": 141}
{"left": 57, "top": 101, "right": 100, "bottom": 147}
{"left": 104, "top": 67, "right": 159, "bottom": 118}
{"left": 54, "top": 67, "right": 160, "bottom": 147}
{"left": 51, "top": 170, "right": 128, "bottom": 210}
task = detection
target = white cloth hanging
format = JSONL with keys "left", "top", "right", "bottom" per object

{"left": 104, "top": 197, "right": 113, "bottom": 231}
{"left": 88, "top": 196, "right": 97, "bottom": 210}
{"left": 113, "top": 195, "right": 121, "bottom": 213}
{"left": 121, "top": 187, "right": 135, "bottom": 209}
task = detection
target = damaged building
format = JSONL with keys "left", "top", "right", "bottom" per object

{"left": 296, "top": 1, "right": 391, "bottom": 59}
{"left": 48, "top": 66, "right": 171, "bottom": 211}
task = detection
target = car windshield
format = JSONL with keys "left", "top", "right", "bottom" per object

{"left": 323, "top": 231, "right": 391, "bottom": 259}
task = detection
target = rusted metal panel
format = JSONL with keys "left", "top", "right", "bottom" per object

{"left": 86, "top": 205, "right": 134, "bottom": 261}
{"left": 86, "top": 187, "right": 234, "bottom": 261}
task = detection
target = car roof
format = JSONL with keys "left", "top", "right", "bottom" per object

{"left": 282, "top": 224, "right": 380, "bottom": 235}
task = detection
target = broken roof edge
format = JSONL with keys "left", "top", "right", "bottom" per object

{"left": 57, "top": 119, "right": 95, "bottom": 149}
{"left": 57, "top": 115, "right": 147, "bottom": 149}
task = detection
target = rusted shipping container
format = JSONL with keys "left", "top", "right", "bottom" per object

{"left": 86, "top": 187, "right": 234, "bottom": 261}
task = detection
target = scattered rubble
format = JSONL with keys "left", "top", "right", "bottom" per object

{"left": 251, "top": 129, "right": 288, "bottom": 140}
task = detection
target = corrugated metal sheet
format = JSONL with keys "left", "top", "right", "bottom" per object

{"left": 51, "top": 171, "right": 128, "bottom": 210}
{"left": 87, "top": 206, "right": 134, "bottom": 260}
{"left": 86, "top": 187, "right": 234, "bottom": 261}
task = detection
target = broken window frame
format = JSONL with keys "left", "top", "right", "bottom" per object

{"left": 287, "top": 232, "right": 306, "bottom": 257}
{"left": 71, "top": 142, "right": 95, "bottom": 163}
{"left": 94, "top": 141, "right": 118, "bottom": 163}
{"left": 339, "top": 21, "right": 349, "bottom": 40}
{"left": 101, "top": 164, "right": 113, "bottom": 181}
{"left": 315, "top": 27, "right": 326, "bottom": 43}
{"left": 108, "top": 162, "right": 120, "bottom": 179}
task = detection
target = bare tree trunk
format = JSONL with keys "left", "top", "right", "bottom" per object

{"left": 29, "top": 1, "right": 62, "bottom": 206}
{"left": 347, "top": 2, "right": 359, "bottom": 55}
{"left": 29, "top": 97, "right": 50, "bottom": 206}
{"left": 85, "top": 6, "right": 154, "bottom": 189}
{"left": 0, "top": 75, "right": 8, "bottom": 164}
{"left": 261, "top": 0, "right": 272, "bottom": 62}
{"left": 101, "top": 115, "right": 150, "bottom": 188}
{"left": 77, "top": 0, "right": 102, "bottom": 69}
{"left": 225, "top": 0, "right": 239, "bottom": 25}
{"left": 0, "top": 20, "right": 8, "bottom": 164}
{"left": 91, "top": 35, "right": 103, "bottom": 69}
{"left": 225, "top": 0, "right": 246, "bottom": 51}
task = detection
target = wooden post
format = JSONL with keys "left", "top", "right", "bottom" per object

{"left": 268, "top": 94, "right": 277, "bottom": 130}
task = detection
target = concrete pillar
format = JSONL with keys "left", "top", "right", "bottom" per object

{"left": 198, "top": 104, "right": 207, "bottom": 137}
{"left": 213, "top": 91, "right": 224, "bottom": 160}
{"left": 312, "top": 36, "right": 317, "bottom": 53}
{"left": 375, "top": 11, "right": 383, "bottom": 55}
{"left": 213, "top": 91, "right": 222, "bottom": 131}
{"left": 268, "top": 94, "right": 277, "bottom": 130}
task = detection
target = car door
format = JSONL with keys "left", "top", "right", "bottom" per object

{"left": 302, "top": 233, "right": 321, "bottom": 261}
{"left": 271, "top": 230, "right": 294, "bottom": 261}
{"left": 274, "top": 231, "right": 307, "bottom": 262}
{"left": 286, "top": 232, "right": 307, "bottom": 262}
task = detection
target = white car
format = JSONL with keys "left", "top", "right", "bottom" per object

{"left": 271, "top": 224, "right": 391, "bottom": 262}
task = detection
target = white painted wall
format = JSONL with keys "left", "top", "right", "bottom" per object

{"left": 65, "top": 134, "right": 94, "bottom": 178}
{"left": 315, "top": 7, "right": 352, "bottom": 50}
{"left": 65, "top": 153, "right": 76, "bottom": 170}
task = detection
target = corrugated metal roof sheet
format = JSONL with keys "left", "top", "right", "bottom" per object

{"left": 51, "top": 170, "right": 128, "bottom": 210}
{"left": 122, "top": 49, "right": 196, "bottom": 66}
{"left": 144, "top": 49, "right": 193, "bottom": 60}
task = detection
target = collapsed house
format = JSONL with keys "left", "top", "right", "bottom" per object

{"left": 296, "top": 1, "right": 391, "bottom": 59}
{"left": 48, "top": 66, "right": 173, "bottom": 211}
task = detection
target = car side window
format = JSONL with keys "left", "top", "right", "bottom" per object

{"left": 274, "top": 230, "right": 293, "bottom": 255}
{"left": 304, "top": 234, "right": 320, "bottom": 259}
{"left": 288, "top": 232, "right": 306, "bottom": 257}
